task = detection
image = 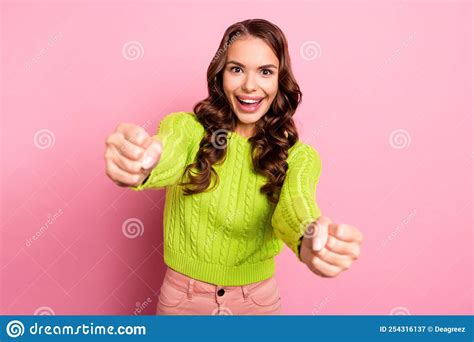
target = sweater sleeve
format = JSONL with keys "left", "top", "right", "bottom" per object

{"left": 129, "top": 111, "right": 203, "bottom": 191}
{"left": 271, "top": 143, "right": 323, "bottom": 262}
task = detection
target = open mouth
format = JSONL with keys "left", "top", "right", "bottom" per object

{"left": 236, "top": 96, "right": 264, "bottom": 105}
{"left": 235, "top": 96, "right": 265, "bottom": 112}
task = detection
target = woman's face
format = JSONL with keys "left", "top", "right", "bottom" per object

{"left": 223, "top": 36, "right": 279, "bottom": 137}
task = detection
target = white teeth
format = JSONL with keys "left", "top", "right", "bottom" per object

{"left": 238, "top": 97, "right": 261, "bottom": 104}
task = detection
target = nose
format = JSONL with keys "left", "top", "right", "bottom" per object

{"left": 242, "top": 72, "right": 257, "bottom": 92}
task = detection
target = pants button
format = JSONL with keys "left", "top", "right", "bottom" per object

{"left": 217, "top": 288, "right": 225, "bottom": 296}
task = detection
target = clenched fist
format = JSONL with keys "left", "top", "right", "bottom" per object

{"left": 104, "top": 123, "right": 163, "bottom": 187}
{"left": 300, "top": 216, "right": 363, "bottom": 278}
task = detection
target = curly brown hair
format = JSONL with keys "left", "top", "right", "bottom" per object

{"left": 179, "top": 18, "right": 302, "bottom": 204}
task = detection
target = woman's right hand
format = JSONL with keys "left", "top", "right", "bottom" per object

{"left": 104, "top": 123, "right": 163, "bottom": 187}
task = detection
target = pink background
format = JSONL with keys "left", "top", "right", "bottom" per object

{"left": 1, "top": 0, "right": 471, "bottom": 315}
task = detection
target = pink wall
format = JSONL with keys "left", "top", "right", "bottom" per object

{"left": 1, "top": 1, "right": 471, "bottom": 315}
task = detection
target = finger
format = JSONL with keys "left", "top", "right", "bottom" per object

{"left": 105, "top": 159, "right": 143, "bottom": 186}
{"left": 116, "top": 123, "right": 149, "bottom": 147}
{"left": 325, "top": 235, "right": 361, "bottom": 260}
{"left": 141, "top": 134, "right": 155, "bottom": 150}
{"left": 140, "top": 138, "right": 163, "bottom": 170}
{"left": 107, "top": 145, "right": 144, "bottom": 175}
{"left": 316, "top": 247, "right": 354, "bottom": 270}
{"left": 106, "top": 132, "right": 146, "bottom": 161}
{"left": 312, "top": 216, "right": 331, "bottom": 252}
{"left": 114, "top": 180, "right": 133, "bottom": 187}
{"left": 308, "top": 255, "right": 342, "bottom": 278}
{"left": 329, "top": 223, "right": 364, "bottom": 244}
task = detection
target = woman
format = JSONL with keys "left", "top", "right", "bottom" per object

{"left": 104, "top": 19, "right": 363, "bottom": 315}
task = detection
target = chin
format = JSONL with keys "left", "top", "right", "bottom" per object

{"left": 234, "top": 113, "right": 259, "bottom": 124}
{"left": 233, "top": 105, "right": 270, "bottom": 124}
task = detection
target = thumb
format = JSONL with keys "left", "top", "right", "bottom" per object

{"left": 312, "top": 216, "right": 332, "bottom": 252}
{"left": 140, "top": 137, "right": 162, "bottom": 170}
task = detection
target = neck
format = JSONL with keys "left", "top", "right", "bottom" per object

{"left": 234, "top": 123, "right": 255, "bottom": 138}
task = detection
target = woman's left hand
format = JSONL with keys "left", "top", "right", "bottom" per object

{"left": 300, "top": 216, "right": 363, "bottom": 278}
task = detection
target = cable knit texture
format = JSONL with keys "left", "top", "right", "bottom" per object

{"left": 131, "top": 112, "right": 323, "bottom": 286}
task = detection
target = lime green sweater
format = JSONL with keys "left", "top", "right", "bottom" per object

{"left": 131, "top": 112, "right": 322, "bottom": 286}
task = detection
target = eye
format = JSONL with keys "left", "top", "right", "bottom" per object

{"left": 261, "top": 68, "right": 273, "bottom": 76}
{"left": 230, "top": 66, "right": 242, "bottom": 73}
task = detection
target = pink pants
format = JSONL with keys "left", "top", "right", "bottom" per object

{"left": 156, "top": 267, "right": 282, "bottom": 315}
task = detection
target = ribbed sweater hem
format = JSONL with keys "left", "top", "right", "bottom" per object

{"left": 164, "top": 245, "right": 275, "bottom": 286}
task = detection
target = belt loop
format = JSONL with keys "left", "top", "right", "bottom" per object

{"left": 187, "top": 279, "right": 194, "bottom": 299}
{"left": 241, "top": 285, "right": 249, "bottom": 300}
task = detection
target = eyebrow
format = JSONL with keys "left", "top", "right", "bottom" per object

{"left": 226, "top": 60, "right": 278, "bottom": 69}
